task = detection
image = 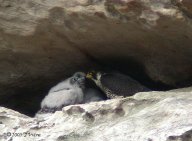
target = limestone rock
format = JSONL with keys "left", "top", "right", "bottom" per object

{"left": 0, "top": 0, "right": 192, "bottom": 115}
{"left": 0, "top": 87, "right": 192, "bottom": 141}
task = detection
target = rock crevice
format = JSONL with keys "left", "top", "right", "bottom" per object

{"left": 0, "top": 0, "right": 192, "bottom": 116}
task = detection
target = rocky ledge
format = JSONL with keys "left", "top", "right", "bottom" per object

{"left": 0, "top": 0, "right": 192, "bottom": 116}
{"left": 1, "top": 87, "right": 192, "bottom": 141}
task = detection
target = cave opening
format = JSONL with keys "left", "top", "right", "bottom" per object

{"left": 0, "top": 57, "right": 179, "bottom": 117}
{"left": 1, "top": 12, "right": 191, "bottom": 117}
{"left": 0, "top": 0, "right": 192, "bottom": 119}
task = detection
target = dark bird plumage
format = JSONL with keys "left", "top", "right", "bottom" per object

{"left": 86, "top": 71, "right": 151, "bottom": 99}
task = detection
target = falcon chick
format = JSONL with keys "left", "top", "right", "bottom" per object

{"left": 36, "top": 72, "right": 106, "bottom": 115}
{"left": 86, "top": 71, "right": 150, "bottom": 99}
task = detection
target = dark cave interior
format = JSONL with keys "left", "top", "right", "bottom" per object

{"left": 0, "top": 58, "right": 180, "bottom": 117}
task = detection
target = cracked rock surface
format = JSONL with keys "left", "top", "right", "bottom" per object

{"left": 0, "top": 0, "right": 192, "bottom": 117}
{"left": 1, "top": 87, "right": 192, "bottom": 141}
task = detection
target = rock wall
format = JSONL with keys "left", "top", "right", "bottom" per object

{"left": 0, "top": 0, "right": 192, "bottom": 115}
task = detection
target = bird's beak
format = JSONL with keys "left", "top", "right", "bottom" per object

{"left": 86, "top": 72, "right": 93, "bottom": 79}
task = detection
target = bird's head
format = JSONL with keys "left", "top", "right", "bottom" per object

{"left": 70, "top": 72, "right": 86, "bottom": 88}
{"left": 86, "top": 71, "right": 102, "bottom": 82}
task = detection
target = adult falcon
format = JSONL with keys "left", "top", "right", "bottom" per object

{"left": 86, "top": 71, "right": 150, "bottom": 99}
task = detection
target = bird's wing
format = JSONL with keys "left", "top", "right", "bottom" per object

{"left": 41, "top": 89, "right": 77, "bottom": 108}
{"left": 100, "top": 73, "right": 150, "bottom": 96}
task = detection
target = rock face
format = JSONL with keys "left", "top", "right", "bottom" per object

{"left": 1, "top": 87, "right": 192, "bottom": 141}
{"left": 0, "top": 0, "right": 192, "bottom": 115}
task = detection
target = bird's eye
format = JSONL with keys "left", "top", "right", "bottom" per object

{"left": 77, "top": 74, "right": 82, "bottom": 78}
{"left": 72, "top": 77, "right": 77, "bottom": 81}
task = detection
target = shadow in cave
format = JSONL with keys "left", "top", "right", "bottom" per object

{"left": 0, "top": 56, "right": 181, "bottom": 117}
{"left": 0, "top": 56, "right": 188, "bottom": 117}
{"left": 88, "top": 56, "right": 177, "bottom": 91}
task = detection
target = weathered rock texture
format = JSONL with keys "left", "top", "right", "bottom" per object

{"left": 0, "top": 0, "right": 192, "bottom": 115}
{"left": 1, "top": 87, "right": 192, "bottom": 141}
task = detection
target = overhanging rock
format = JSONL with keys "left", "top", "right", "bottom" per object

{"left": 0, "top": 0, "right": 192, "bottom": 115}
